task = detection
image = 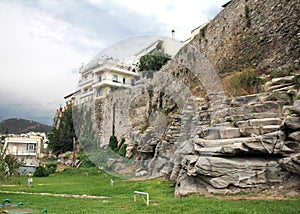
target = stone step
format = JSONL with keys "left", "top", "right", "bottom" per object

{"left": 249, "top": 118, "right": 282, "bottom": 126}
{"left": 240, "top": 125, "right": 280, "bottom": 137}
{"left": 225, "top": 112, "right": 280, "bottom": 123}
{"left": 204, "top": 127, "right": 241, "bottom": 140}
{"left": 230, "top": 93, "right": 267, "bottom": 107}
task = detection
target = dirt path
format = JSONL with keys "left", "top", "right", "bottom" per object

{"left": 0, "top": 190, "right": 107, "bottom": 199}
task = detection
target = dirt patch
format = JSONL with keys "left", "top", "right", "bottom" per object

{"left": 0, "top": 190, "right": 107, "bottom": 199}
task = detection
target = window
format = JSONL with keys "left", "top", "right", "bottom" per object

{"left": 123, "top": 77, "right": 126, "bottom": 84}
{"left": 96, "top": 88, "right": 103, "bottom": 97}
{"left": 110, "top": 87, "right": 118, "bottom": 92}
{"left": 26, "top": 143, "right": 36, "bottom": 152}
{"left": 112, "top": 75, "right": 118, "bottom": 82}
{"left": 131, "top": 78, "right": 135, "bottom": 86}
{"left": 98, "top": 76, "right": 102, "bottom": 82}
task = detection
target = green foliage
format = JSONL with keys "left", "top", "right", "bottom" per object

{"left": 48, "top": 108, "right": 76, "bottom": 156}
{"left": 46, "top": 163, "right": 57, "bottom": 174}
{"left": 294, "top": 74, "right": 300, "bottom": 88}
{"left": 270, "top": 69, "right": 292, "bottom": 78}
{"left": 228, "top": 70, "right": 265, "bottom": 96}
{"left": 267, "top": 91, "right": 280, "bottom": 101}
{"left": 139, "top": 51, "right": 171, "bottom": 71}
{"left": 1, "top": 169, "right": 299, "bottom": 214}
{"left": 0, "top": 154, "right": 20, "bottom": 181}
{"left": 108, "top": 136, "right": 127, "bottom": 157}
{"left": 34, "top": 166, "right": 50, "bottom": 177}
{"left": 109, "top": 135, "right": 118, "bottom": 152}
{"left": 0, "top": 118, "right": 52, "bottom": 134}
{"left": 78, "top": 151, "right": 96, "bottom": 168}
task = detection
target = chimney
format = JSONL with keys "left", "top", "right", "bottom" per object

{"left": 171, "top": 30, "right": 175, "bottom": 39}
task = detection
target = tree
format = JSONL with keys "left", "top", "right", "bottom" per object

{"left": 139, "top": 51, "right": 171, "bottom": 71}
{"left": 48, "top": 108, "right": 76, "bottom": 156}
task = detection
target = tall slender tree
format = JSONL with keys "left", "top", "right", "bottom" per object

{"left": 48, "top": 108, "right": 76, "bottom": 156}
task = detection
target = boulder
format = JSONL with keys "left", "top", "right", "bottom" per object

{"left": 279, "top": 153, "right": 300, "bottom": 175}
{"left": 289, "top": 131, "right": 300, "bottom": 142}
{"left": 283, "top": 116, "right": 300, "bottom": 130}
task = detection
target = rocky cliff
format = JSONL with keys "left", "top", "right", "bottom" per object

{"left": 76, "top": 0, "right": 300, "bottom": 196}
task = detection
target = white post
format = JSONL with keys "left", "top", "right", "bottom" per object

{"left": 133, "top": 191, "right": 149, "bottom": 206}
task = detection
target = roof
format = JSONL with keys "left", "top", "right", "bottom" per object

{"left": 222, "top": 0, "right": 232, "bottom": 8}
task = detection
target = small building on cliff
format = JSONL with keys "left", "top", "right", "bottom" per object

{"left": 75, "top": 36, "right": 184, "bottom": 104}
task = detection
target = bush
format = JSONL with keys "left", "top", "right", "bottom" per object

{"left": 78, "top": 151, "right": 96, "bottom": 168}
{"left": 109, "top": 136, "right": 118, "bottom": 152}
{"left": 224, "top": 69, "right": 265, "bottom": 96}
{"left": 34, "top": 166, "right": 50, "bottom": 177}
{"left": 294, "top": 74, "right": 300, "bottom": 88}
{"left": 46, "top": 163, "right": 57, "bottom": 174}
{"left": 270, "top": 69, "right": 292, "bottom": 78}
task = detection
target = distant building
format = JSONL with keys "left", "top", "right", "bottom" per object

{"left": 184, "top": 21, "right": 210, "bottom": 44}
{"left": 76, "top": 37, "right": 184, "bottom": 103}
{"left": 3, "top": 132, "right": 48, "bottom": 165}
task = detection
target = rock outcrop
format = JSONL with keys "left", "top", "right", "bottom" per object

{"left": 83, "top": 0, "right": 300, "bottom": 196}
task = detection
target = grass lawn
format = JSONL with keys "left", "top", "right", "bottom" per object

{"left": 0, "top": 168, "right": 299, "bottom": 214}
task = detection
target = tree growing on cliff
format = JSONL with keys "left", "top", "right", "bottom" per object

{"left": 139, "top": 50, "right": 171, "bottom": 71}
{"left": 48, "top": 108, "right": 76, "bottom": 156}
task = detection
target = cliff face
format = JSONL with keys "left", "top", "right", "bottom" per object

{"left": 86, "top": 0, "right": 300, "bottom": 195}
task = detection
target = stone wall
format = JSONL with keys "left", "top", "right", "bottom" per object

{"left": 191, "top": 0, "right": 300, "bottom": 76}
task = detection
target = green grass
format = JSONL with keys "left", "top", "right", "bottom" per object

{"left": 1, "top": 168, "right": 299, "bottom": 213}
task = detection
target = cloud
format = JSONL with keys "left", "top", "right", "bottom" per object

{"left": 0, "top": 0, "right": 228, "bottom": 125}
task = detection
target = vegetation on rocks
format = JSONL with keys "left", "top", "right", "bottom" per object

{"left": 48, "top": 108, "right": 76, "bottom": 156}
{"left": 223, "top": 69, "right": 266, "bottom": 96}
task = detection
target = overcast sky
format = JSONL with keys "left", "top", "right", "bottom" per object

{"left": 0, "top": 0, "right": 228, "bottom": 125}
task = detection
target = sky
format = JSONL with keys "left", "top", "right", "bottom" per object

{"left": 0, "top": 0, "right": 228, "bottom": 125}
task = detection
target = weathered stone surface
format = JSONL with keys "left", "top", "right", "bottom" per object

{"left": 249, "top": 118, "right": 282, "bottom": 126}
{"left": 279, "top": 153, "right": 300, "bottom": 175}
{"left": 175, "top": 156, "right": 287, "bottom": 195}
{"left": 283, "top": 116, "right": 300, "bottom": 130}
{"left": 289, "top": 132, "right": 300, "bottom": 142}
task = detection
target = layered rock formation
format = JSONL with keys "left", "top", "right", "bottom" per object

{"left": 78, "top": 0, "right": 300, "bottom": 196}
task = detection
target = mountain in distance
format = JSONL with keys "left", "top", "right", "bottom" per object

{"left": 0, "top": 118, "right": 53, "bottom": 134}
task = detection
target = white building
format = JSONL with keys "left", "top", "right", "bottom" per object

{"left": 75, "top": 37, "right": 184, "bottom": 104}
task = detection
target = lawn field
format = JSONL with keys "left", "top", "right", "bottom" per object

{"left": 0, "top": 168, "right": 299, "bottom": 214}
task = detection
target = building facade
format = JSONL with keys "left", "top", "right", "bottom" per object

{"left": 3, "top": 132, "right": 47, "bottom": 165}
{"left": 75, "top": 37, "right": 184, "bottom": 104}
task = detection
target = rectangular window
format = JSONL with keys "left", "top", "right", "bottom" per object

{"left": 96, "top": 88, "right": 103, "bottom": 97}
{"left": 26, "top": 143, "right": 36, "bottom": 153}
{"left": 131, "top": 78, "right": 135, "bottom": 86}
{"left": 112, "top": 75, "right": 118, "bottom": 82}
{"left": 98, "top": 76, "right": 102, "bottom": 82}
{"left": 123, "top": 77, "right": 126, "bottom": 84}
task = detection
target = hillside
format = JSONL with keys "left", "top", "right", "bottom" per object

{"left": 0, "top": 118, "right": 52, "bottom": 134}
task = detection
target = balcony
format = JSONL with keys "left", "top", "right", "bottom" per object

{"left": 94, "top": 61, "right": 140, "bottom": 77}
{"left": 92, "top": 79, "right": 132, "bottom": 89}
{"left": 78, "top": 77, "right": 93, "bottom": 87}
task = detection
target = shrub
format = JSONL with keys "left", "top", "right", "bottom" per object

{"left": 78, "top": 151, "right": 96, "bottom": 168}
{"left": 294, "top": 74, "right": 300, "bottom": 88}
{"left": 224, "top": 69, "right": 265, "bottom": 96}
{"left": 34, "top": 166, "right": 50, "bottom": 177}
{"left": 270, "top": 69, "right": 292, "bottom": 78}
{"left": 109, "top": 136, "right": 118, "bottom": 152}
{"left": 46, "top": 163, "right": 57, "bottom": 174}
